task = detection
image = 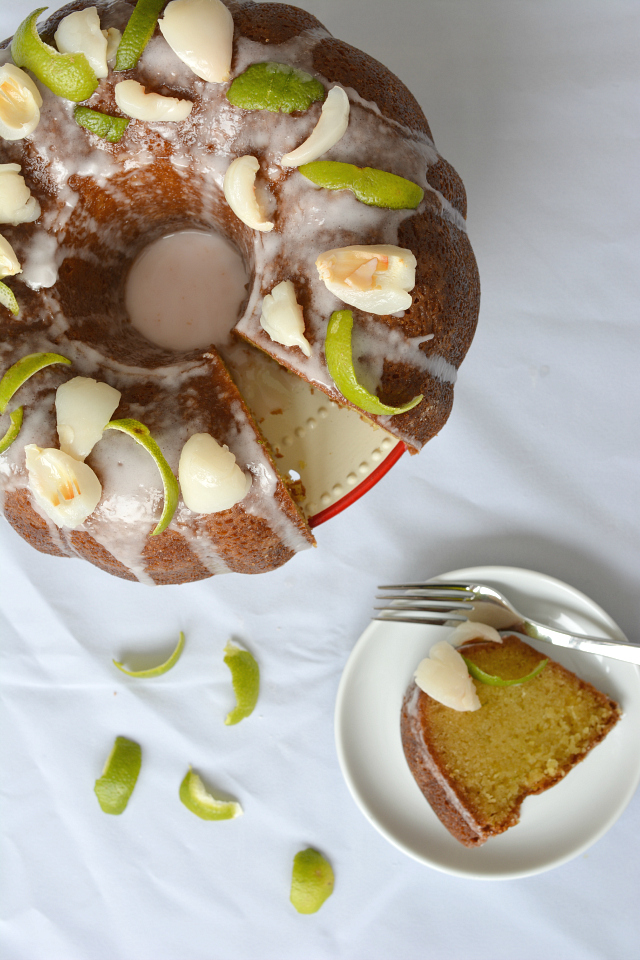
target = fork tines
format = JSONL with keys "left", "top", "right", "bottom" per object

{"left": 377, "top": 581, "right": 474, "bottom": 595}
{"left": 373, "top": 611, "right": 466, "bottom": 625}
{"left": 376, "top": 582, "right": 475, "bottom": 607}
{"left": 372, "top": 618, "right": 463, "bottom": 625}
{"left": 375, "top": 581, "right": 476, "bottom": 625}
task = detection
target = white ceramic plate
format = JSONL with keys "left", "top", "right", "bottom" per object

{"left": 335, "top": 565, "right": 640, "bottom": 880}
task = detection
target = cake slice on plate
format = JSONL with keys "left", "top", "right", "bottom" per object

{"left": 400, "top": 635, "right": 621, "bottom": 847}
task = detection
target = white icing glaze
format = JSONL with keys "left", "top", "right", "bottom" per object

{"left": 84, "top": 427, "right": 170, "bottom": 583}
{"left": 171, "top": 514, "right": 232, "bottom": 575}
{"left": 232, "top": 27, "right": 331, "bottom": 79}
{"left": 20, "top": 233, "right": 60, "bottom": 289}
{"left": 225, "top": 400, "right": 311, "bottom": 555}
{"left": 138, "top": 32, "right": 206, "bottom": 91}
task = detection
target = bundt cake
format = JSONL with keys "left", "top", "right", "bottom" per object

{"left": 401, "top": 636, "right": 621, "bottom": 847}
{"left": 0, "top": 0, "right": 480, "bottom": 584}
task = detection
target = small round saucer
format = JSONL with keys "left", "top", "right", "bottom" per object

{"left": 335, "top": 566, "right": 640, "bottom": 879}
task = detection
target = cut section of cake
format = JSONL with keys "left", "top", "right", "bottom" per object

{"left": 400, "top": 635, "right": 621, "bottom": 847}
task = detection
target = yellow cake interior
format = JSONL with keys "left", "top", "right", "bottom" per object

{"left": 423, "top": 639, "right": 619, "bottom": 830}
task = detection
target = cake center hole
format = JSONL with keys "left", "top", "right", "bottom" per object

{"left": 125, "top": 230, "right": 248, "bottom": 351}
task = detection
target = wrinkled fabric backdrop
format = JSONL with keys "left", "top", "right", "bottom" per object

{"left": 1, "top": 2, "right": 639, "bottom": 958}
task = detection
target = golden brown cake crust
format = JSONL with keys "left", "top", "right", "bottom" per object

{"left": 232, "top": 0, "right": 324, "bottom": 44}
{"left": 400, "top": 708, "right": 501, "bottom": 846}
{"left": 401, "top": 636, "right": 621, "bottom": 847}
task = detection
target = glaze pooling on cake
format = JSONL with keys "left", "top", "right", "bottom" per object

{"left": 0, "top": 0, "right": 479, "bottom": 583}
{"left": 0, "top": 333, "right": 312, "bottom": 582}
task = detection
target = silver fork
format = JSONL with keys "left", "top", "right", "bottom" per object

{"left": 375, "top": 580, "right": 640, "bottom": 664}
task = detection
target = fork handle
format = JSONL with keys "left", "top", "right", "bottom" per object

{"left": 518, "top": 619, "right": 640, "bottom": 665}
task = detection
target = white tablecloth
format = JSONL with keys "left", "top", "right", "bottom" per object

{"left": 1, "top": 2, "right": 639, "bottom": 958}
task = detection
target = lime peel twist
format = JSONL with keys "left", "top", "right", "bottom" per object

{"left": 0, "top": 408, "right": 24, "bottom": 454}
{"left": 74, "top": 106, "right": 130, "bottom": 142}
{"left": 300, "top": 161, "right": 424, "bottom": 210}
{"left": 462, "top": 655, "right": 549, "bottom": 687}
{"left": 0, "top": 351, "right": 71, "bottom": 414}
{"left": 179, "top": 767, "right": 243, "bottom": 821}
{"left": 104, "top": 417, "right": 179, "bottom": 536}
{"left": 223, "top": 641, "right": 260, "bottom": 725}
{"left": 325, "top": 310, "right": 422, "bottom": 416}
{"left": 94, "top": 736, "right": 142, "bottom": 815}
{"left": 0, "top": 351, "right": 71, "bottom": 454}
{"left": 11, "top": 7, "right": 98, "bottom": 102}
{"left": 113, "top": 631, "right": 185, "bottom": 677}
{"left": 115, "top": 0, "right": 167, "bottom": 72}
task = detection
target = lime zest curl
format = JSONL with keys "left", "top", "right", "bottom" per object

{"left": 462, "top": 655, "right": 549, "bottom": 687}
{"left": 0, "top": 351, "right": 71, "bottom": 414}
{"left": 223, "top": 641, "right": 260, "bottom": 725}
{"left": 104, "top": 417, "right": 179, "bottom": 536}
{"left": 113, "top": 631, "right": 186, "bottom": 677}
{"left": 74, "top": 106, "right": 130, "bottom": 142}
{"left": 11, "top": 7, "right": 98, "bottom": 102}
{"left": 300, "top": 161, "right": 424, "bottom": 210}
{"left": 325, "top": 310, "right": 422, "bottom": 416}
{"left": 0, "top": 407, "right": 24, "bottom": 454}
{"left": 179, "top": 767, "right": 243, "bottom": 821}
{"left": 115, "top": 0, "right": 167, "bottom": 72}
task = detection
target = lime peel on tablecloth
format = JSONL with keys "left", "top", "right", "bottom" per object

{"left": 223, "top": 641, "right": 260, "bottom": 725}
{"left": 113, "top": 631, "right": 186, "bottom": 677}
